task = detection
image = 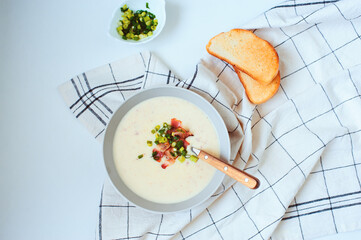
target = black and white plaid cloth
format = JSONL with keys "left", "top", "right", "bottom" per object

{"left": 58, "top": 0, "right": 361, "bottom": 239}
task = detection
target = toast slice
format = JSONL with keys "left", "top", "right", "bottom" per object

{"left": 235, "top": 68, "right": 280, "bottom": 104}
{"left": 207, "top": 29, "right": 279, "bottom": 85}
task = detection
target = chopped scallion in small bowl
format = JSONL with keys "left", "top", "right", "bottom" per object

{"left": 109, "top": 0, "right": 166, "bottom": 44}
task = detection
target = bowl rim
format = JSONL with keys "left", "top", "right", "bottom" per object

{"left": 108, "top": 0, "right": 166, "bottom": 45}
{"left": 103, "top": 86, "right": 230, "bottom": 213}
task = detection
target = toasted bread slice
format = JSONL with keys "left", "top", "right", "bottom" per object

{"left": 235, "top": 67, "right": 280, "bottom": 104}
{"left": 207, "top": 29, "right": 279, "bottom": 85}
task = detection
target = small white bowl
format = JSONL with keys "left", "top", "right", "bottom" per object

{"left": 109, "top": 0, "right": 166, "bottom": 44}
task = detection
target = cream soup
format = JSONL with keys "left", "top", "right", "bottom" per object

{"left": 113, "top": 96, "right": 220, "bottom": 204}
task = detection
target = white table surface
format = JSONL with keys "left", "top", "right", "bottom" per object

{"left": 1, "top": 0, "right": 361, "bottom": 239}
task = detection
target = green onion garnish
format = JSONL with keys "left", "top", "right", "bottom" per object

{"left": 138, "top": 154, "right": 144, "bottom": 159}
{"left": 152, "top": 151, "right": 159, "bottom": 161}
{"left": 176, "top": 140, "right": 183, "bottom": 149}
{"left": 178, "top": 156, "right": 186, "bottom": 163}
{"left": 147, "top": 141, "right": 152, "bottom": 146}
{"left": 121, "top": 4, "right": 129, "bottom": 12}
{"left": 190, "top": 155, "right": 199, "bottom": 162}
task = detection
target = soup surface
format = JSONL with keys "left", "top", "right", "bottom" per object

{"left": 113, "top": 96, "right": 220, "bottom": 204}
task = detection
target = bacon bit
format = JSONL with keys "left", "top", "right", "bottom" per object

{"left": 171, "top": 118, "right": 182, "bottom": 128}
{"left": 155, "top": 142, "right": 170, "bottom": 152}
{"left": 183, "top": 140, "right": 190, "bottom": 148}
{"left": 161, "top": 148, "right": 178, "bottom": 169}
{"left": 163, "top": 150, "right": 176, "bottom": 169}
{"left": 161, "top": 163, "right": 168, "bottom": 169}
{"left": 171, "top": 128, "right": 193, "bottom": 139}
{"left": 152, "top": 149, "right": 163, "bottom": 162}
{"left": 164, "top": 149, "right": 177, "bottom": 161}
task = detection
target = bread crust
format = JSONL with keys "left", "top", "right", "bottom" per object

{"left": 206, "top": 29, "right": 279, "bottom": 85}
{"left": 235, "top": 67, "right": 280, "bottom": 104}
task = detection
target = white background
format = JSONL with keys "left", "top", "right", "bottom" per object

{"left": 1, "top": 0, "right": 361, "bottom": 239}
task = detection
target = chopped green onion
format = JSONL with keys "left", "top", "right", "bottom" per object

{"left": 179, "top": 147, "right": 184, "bottom": 152}
{"left": 146, "top": 2, "right": 149, "bottom": 9}
{"left": 147, "top": 141, "right": 152, "bottom": 146}
{"left": 138, "top": 154, "right": 144, "bottom": 159}
{"left": 171, "top": 142, "right": 176, "bottom": 147}
{"left": 148, "top": 12, "right": 155, "bottom": 19}
{"left": 121, "top": 4, "right": 129, "bottom": 12}
{"left": 190, "top": 155, "right": 199, "bottom": 162}
{"left": 152, "top": 151, "right": 159, "bottom": 161}
{"left": 151, "top": 129, "right": 156, "bottom": 134}
{"left": 178, "top": 156, "right": 186, "bottom": 163}
{"left": 181, "top": 151, "right": 187, "bottom": 156}
{"left": 117, "top": 4, "right": 157, "bottom": 41}
{"left": 155, "top": 125, "right": 160, "bottom": 131}
{"left": 176, "top": 140, "right": 183, "bottom": 149}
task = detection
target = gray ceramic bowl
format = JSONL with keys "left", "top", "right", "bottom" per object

{"left": 103, "top": 86, "right": 230, "bottom": 213}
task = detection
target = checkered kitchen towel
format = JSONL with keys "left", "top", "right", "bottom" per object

{"left": 58, "top": 0, "right": 361, "bottom": 239}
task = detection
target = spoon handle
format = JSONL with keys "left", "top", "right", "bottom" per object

{"left": 198, "top": 150, "right": 259, "bottom": 189}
